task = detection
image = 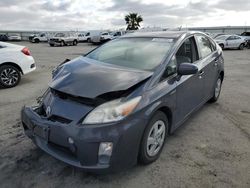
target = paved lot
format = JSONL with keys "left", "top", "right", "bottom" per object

{"left": 0, "top": 42, "right": 249, "bottom": 188}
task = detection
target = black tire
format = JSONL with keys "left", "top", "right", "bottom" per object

{"left": 73, "top": 40, "right": 78, "bottom": 46}
{"left": 49, "top": 44, "right": 54, "bottom": 47}
{"left": 209, "top": 76, "right": 222, "bottom": 103}
{"left": 0, "top": 65, "right": 21, "bottom": 88}
{"left": 35, "top": 39, "right": 40, "bottom": 43}
{"left": 87, "top": 38, "right": 91, "bottom": 43}
{"left": 60, "top": 41, "right": 64, "bottom": 46}
{"left": 219, "top": 44, "right": 224, "bottom": 50}
{"left": 239, "top": 43, "right": 244, "bottom": 50}
{"left": 139, "top": 111, "right": 168, "bottom": 164}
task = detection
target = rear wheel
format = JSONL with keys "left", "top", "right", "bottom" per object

{"left": 0, "top": 65, "right": 21, "bottom": 88}
{"left": 139, "top": 111, "right": 168, "bottom": 164}
{"left": 87, "top": 38, "right": 91, "bottom": 43}
{"left": 49, "top": 44, "right": 54, "bottom": 47}
{"left": 209, "top": 76, "right": 222, "bottom": 103}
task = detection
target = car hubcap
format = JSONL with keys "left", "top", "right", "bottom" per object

{"left": 215, "top": 78, "right": 221, "bottom": 98}
{"left": 0, "top": 68, "right": 19, "bottom": 86}
{"left": 146, "top": 120, "right": 166, "bottom": 157}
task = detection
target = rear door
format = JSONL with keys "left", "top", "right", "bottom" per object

{"left": 234, "top": 36, "right": 243, "bottom": 48}
{"left": 175, "top": 36, "right": 205, "bottom": 122}
{"left": 226, "top": 36, "right": 235, "bottom": 48}
{"left": 195, "top": 35, "right": 219, "bottom": 100}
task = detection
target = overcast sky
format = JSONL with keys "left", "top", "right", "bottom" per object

{"left": 0, "top": 0, "right": 249, "bottom": 31}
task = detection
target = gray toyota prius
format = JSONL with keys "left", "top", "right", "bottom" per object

{"left": 22, "top": 31, "right": 224, "bottom": 173}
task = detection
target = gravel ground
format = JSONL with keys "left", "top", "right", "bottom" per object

{"left": 0, "top": 42, "right": 249, "bottom": 188}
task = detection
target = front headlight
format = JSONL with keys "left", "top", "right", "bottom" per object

{"left": 83, "top": 96, "right": 142, "bottom": 124}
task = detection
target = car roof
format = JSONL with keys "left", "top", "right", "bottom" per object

{"left": 121, "top": 31, "right": 202, "bottom": 39}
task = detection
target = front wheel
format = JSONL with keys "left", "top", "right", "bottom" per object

{"left": 139, "top": 111, "right": 168, "bottom": 164}
{"left": 73, "top": 40, "right": 78, "bottom": 46}
{"left": 0, "top": 65, "right": 21, "bottom": 88}
{"left": 209, "top": 76, "right": 222, "bottom": 103}
{"left": 219, "top": 44, "right": 224, "bottom": 50}
{"left": 239, "top": 43, "right": 244, "bottom": 50}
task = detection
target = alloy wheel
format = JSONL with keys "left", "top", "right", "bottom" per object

{"left": 146, "top": 120, "right": 166, "bottom": 157}
{"left": 215, "top": 78, "right": 222, "bottom": 99}
{"left": 0, "top": 67, "right": 19, "bottom": 86}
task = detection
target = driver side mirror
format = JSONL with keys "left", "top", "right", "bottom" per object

{"left": 177, "top": 63, "right": 198, "bottom": 75}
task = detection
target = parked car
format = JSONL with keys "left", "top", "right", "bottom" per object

{"left": 49, "top": 32, "right": 78, "bottom": 47}
{"left": 100, "top": 32, "right": 114, "bottom": 43}
{"left": 214, "top": 35, "right": 247, "bottom": 50}
{"left": 0, "top": 34, "right": 8, "bottom": 41}
{"left": 240, "top": 32, "right": 250, "bottom": 49}
{"left": 31, "top": 33, "right": 48, "bottom": 43}
{"left": 8, "top": 33, "right": 21, "bottom": 41}
{"left": 112, "top": 31, "right": 126, "bottom": 39}
{"left": 0, "top": 42, "right": 35, "bottom": 88}
{"left": 77, "top": 32, "right": 91, "bottom": 42}
{"left": 22, "top": 31, "right": 224, "bottom": 173}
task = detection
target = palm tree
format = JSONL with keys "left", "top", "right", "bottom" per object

{"left": 125, "top": 13, "right": 143, "bottom": 30}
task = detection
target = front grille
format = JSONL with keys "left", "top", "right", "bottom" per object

{"left": 35, "top": 105, "right": 72, "bottom": 124}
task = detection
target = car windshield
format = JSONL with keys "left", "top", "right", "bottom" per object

{"left": 215, "top": 35, "right": 229, "bottom": 40}
{"left": 86, "top": 37, "right": 175, "bottom": 71}
{"left": 55, "top": 33, "right": 65, "bottom": 37}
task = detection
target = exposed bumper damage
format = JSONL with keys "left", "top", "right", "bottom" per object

{"left": 21, "top": 102, "right": 147, "bottom": 173}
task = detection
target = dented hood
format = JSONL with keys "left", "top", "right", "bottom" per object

{"left": 49, "top": 56, "right": 153, "bottom": 98}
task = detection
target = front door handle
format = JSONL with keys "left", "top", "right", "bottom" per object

{"left": 199, "top": 70, "right": 204, "bottom": 79}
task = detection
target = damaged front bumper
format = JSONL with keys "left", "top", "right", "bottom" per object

{"left": 21, "top": 106, "right": 147, "bottom": 173}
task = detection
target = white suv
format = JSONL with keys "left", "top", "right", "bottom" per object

{"left": 49, "top": 33, "right": 78, "bottom": 47}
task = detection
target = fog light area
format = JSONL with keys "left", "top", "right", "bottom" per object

{"left": 98, "top": 142, "right": 113, "bottom": 164}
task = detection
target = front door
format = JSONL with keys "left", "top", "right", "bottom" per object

{"left": 175, "top": 36, "right": 205, "bottom": 123}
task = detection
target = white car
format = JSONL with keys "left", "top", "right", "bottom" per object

{"left": 0, "top": 42, "right": 36, "bottom": 88}
{"left": 214, "top": 35, "right": 246, "bottom": 50}
{"left": 8, "top": 33, "right": 21, "bottom": 41}
{"left": 100, "top": 32, "right": 114, "bottom": 43}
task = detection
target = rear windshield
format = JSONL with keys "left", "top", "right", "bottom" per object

{"left": 86, "top": 37, "right": 175, "bottom": 71}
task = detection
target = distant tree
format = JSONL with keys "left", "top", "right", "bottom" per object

{"left": 125, "top": 13, "right": 143, "bottom": 30}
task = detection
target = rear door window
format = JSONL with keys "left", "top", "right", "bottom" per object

{"left": 196, "top": 35, "right": 214, "bottom": 58}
